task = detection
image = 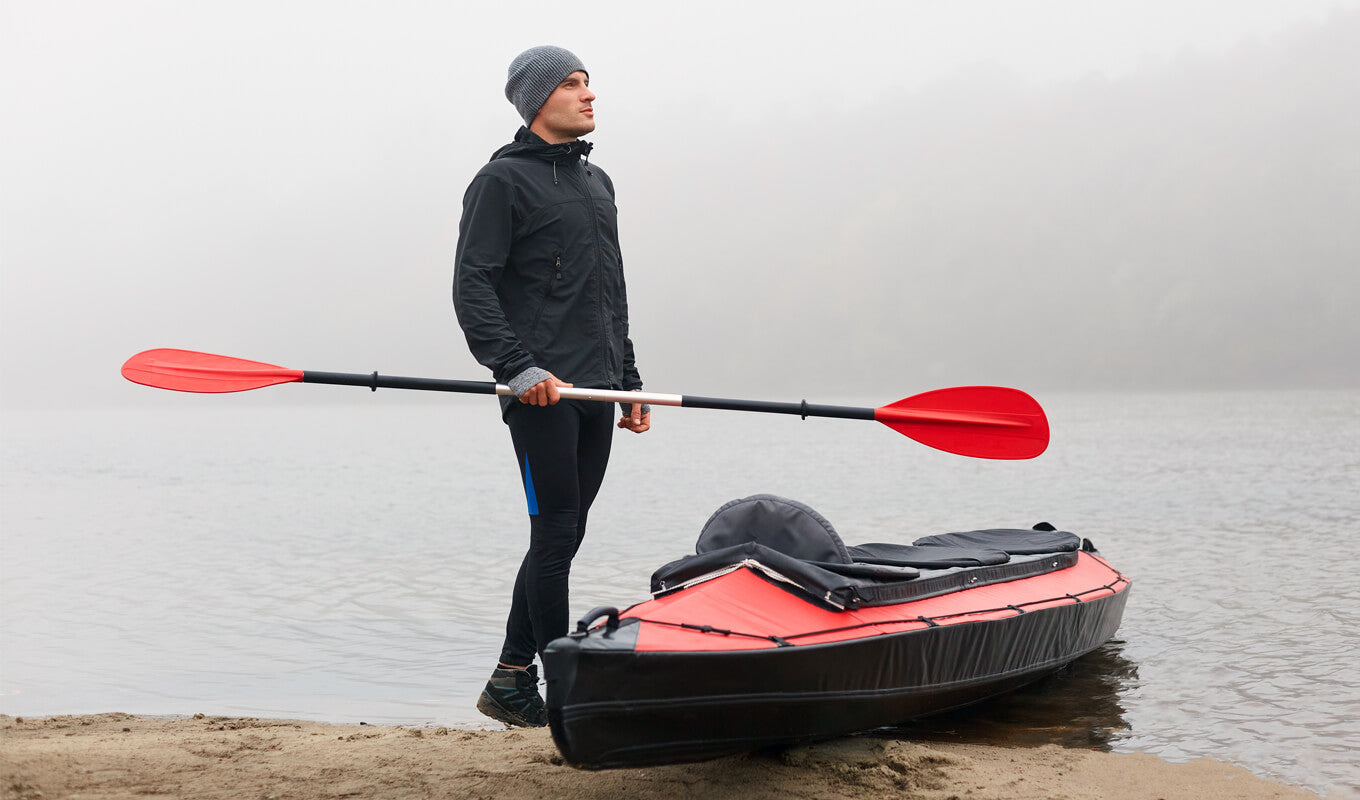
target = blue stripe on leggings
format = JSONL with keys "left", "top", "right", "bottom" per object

{"left": 523, "top": 454, "right": 539, "bottom": 516}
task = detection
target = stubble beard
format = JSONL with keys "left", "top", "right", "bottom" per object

{"left": 535, "top": 110, "right": 595, "bottom": 143}
{"left": 571, "top": 115, "right": 596, "bottom": 139}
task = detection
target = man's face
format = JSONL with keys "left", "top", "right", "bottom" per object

{"left": 532, "top": 71, "right": 596, "bottom": 143}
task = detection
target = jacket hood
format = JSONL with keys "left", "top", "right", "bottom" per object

{"left": 490, "top": 126, "right": 594, "bottom": 163}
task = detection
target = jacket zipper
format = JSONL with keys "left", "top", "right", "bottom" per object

{"left": 570, "top": 159, "right": 615, "bottom": 384}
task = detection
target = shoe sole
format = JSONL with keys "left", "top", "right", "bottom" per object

{"left": 477, "top": 689, "right": 546, "bottom": 728}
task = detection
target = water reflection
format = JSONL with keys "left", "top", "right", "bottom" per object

{"left": 873, "top": 640, "right": 1138, "bottom": 750}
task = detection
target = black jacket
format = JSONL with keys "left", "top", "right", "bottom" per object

{"left": 453, "top": 128, "right": 642, "bottom": 395}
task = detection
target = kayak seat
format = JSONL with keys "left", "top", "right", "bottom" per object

{"left": 697, "top": 494, "right": 850, "bottom": 564}
{"left": 696, "top": 494, "right": 1027, "bottom": 570}
{"left": 652, "top": 495, "right": 1085, "bottom": 608}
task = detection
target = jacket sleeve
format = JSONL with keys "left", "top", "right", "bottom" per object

{"left": 617, "top": 256, "right": 643, "bottom": 392}
{"left": 452, "top": 173, "right": 537, "bottom": 384}
{"left": 604, "top": 171, "right": 643, "bottom": 392}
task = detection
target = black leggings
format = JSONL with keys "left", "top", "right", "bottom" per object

{"left": 498, "top": 398, "right": 614, "bottom": 666}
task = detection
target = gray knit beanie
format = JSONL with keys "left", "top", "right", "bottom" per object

{"left": 505, "top": 45, "right": 588, "bottom": 126}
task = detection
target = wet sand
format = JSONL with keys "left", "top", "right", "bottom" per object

{"left": 0, "top": 713, "right": 1319, "bottom": 800}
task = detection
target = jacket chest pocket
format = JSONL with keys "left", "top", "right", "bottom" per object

{"left": 529, "top": 249, "right": 564, "bottom": 333}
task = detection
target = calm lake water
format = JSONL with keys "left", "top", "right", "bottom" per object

{"left": 2, "top": 390, "right": 1358, "bottom": 796}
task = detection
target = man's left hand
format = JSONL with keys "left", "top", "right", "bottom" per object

{"left": 618, "top": 402, "right": 651, "bottom": 434}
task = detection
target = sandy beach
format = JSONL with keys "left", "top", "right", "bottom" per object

{"left": 1, "top": 713, "right": 1320, "bottom": 800}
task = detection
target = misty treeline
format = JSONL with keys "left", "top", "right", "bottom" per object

{"left": 621, "top": 12, "right": 1358, "bottom": 394}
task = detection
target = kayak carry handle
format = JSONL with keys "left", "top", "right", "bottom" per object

{"left": 574, "top": 606, "right": 620, "bottom": 635}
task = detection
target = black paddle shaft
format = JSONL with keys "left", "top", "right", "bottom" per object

{"left": 302, "top": 370, "right": 498, "bottom": 394}
{"left": 681, "top": 395, "right": 875, "bottom": 421}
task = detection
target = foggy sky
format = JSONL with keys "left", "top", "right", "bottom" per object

{"left": 2, "top": 0, "right": 1358, "bottom": 409}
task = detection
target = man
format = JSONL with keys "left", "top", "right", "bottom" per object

{"left": 453, "top": 45, "right": 650, "bottom": 728}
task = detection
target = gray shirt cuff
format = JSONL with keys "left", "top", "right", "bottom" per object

{"left": 507, "top": 367, "right": 553, "bottom": 398}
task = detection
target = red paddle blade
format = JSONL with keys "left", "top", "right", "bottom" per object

{"left": 121, "top": 349, "right": 304, "bottom": 393}
{"left": 875, "top": 386, "right": 1050, "bottom": 459}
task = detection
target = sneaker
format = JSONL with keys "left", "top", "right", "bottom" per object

{"left": 476, "top": 664, "right": 547, "bottom": 728}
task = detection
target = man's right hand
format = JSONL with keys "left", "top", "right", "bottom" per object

{"left": 519, "top": 373, "right": 573, "bottom": 406}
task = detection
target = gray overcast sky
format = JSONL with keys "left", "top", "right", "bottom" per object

{"left": 2, "top": 0, "right": 1358, "bottom": 408}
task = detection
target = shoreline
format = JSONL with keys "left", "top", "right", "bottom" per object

{"left": 1, "top": 713, "right": 1322, "bottom": 800}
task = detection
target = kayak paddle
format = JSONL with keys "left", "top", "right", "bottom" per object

{"left": 121, "top": 348, "right": 1050, "bottom": 459}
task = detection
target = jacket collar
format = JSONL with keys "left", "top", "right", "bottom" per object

{"left": 491, "top": 127, "right": 593, "bottom": 162}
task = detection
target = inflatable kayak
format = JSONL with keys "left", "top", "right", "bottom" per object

{"left": 543, "top": 495, "right": 1130, "bottom": 768}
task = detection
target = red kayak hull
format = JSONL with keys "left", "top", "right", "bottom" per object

{"left": 544, "top": 551, "right": 1129, "bottom": 767}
